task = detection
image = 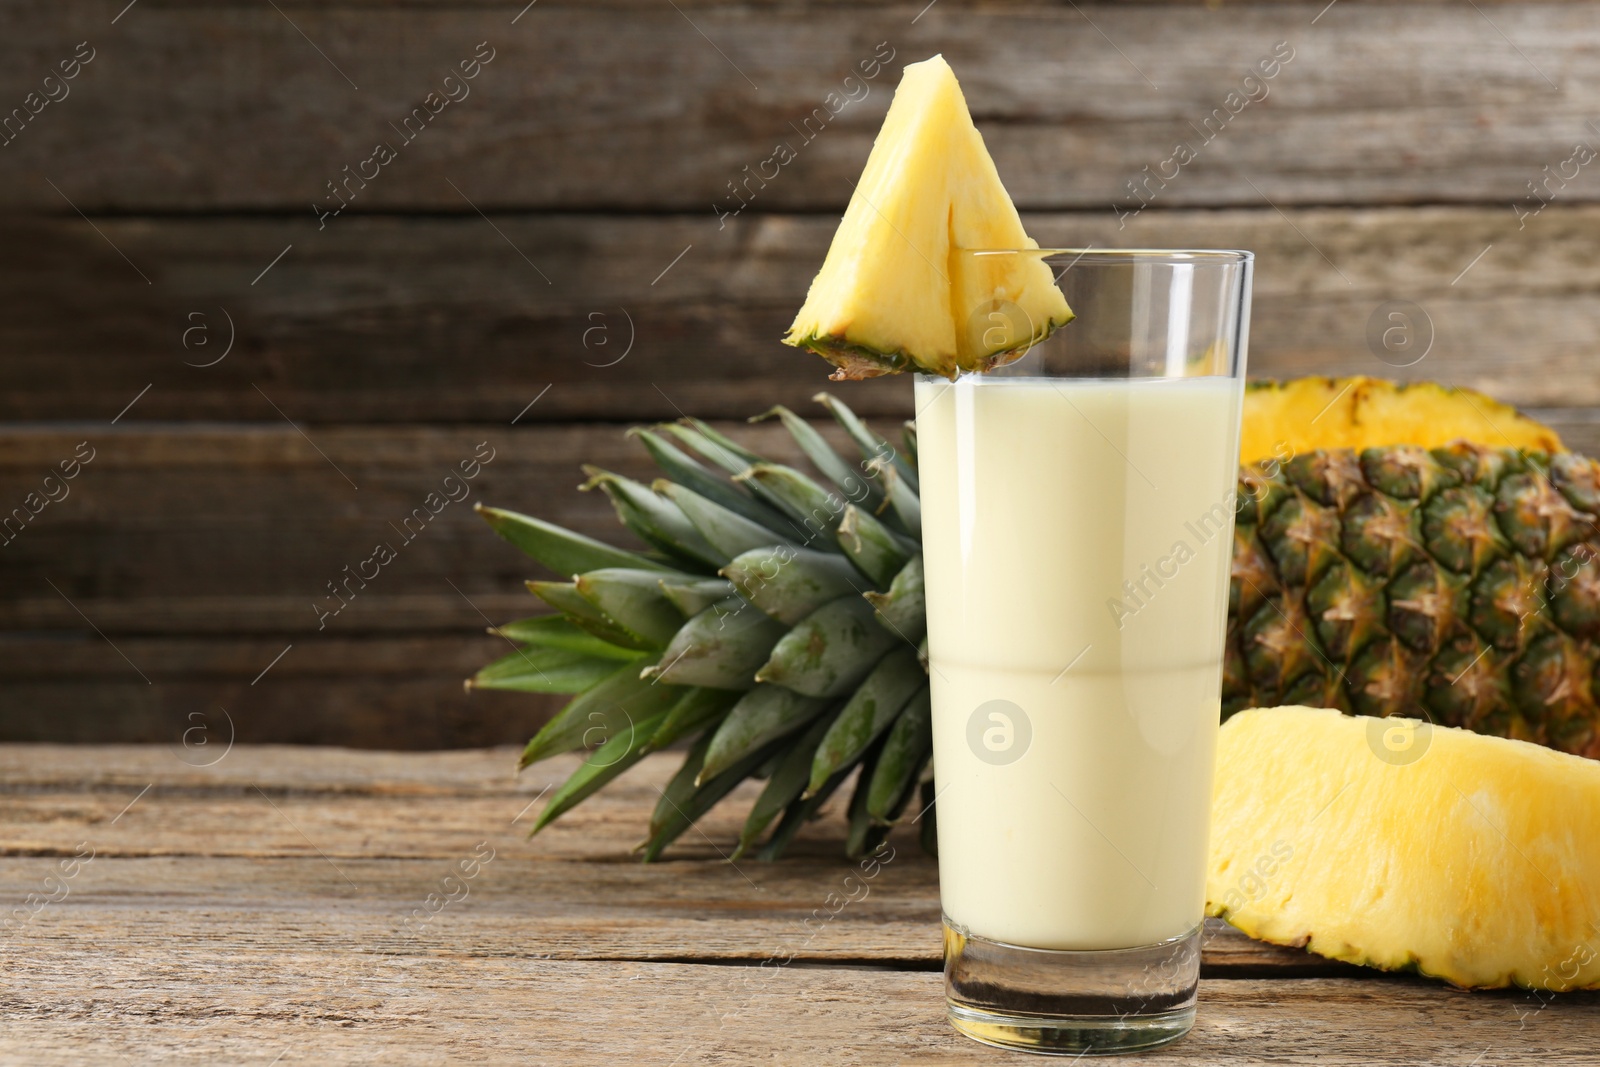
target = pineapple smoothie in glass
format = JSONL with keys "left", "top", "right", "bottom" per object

{"left": 919, "top": 249, "right": 1251, "bottom": 1054}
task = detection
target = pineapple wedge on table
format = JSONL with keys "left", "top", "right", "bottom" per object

{"left": 1210, "top": 706, "right": 1600, "bottom": 990}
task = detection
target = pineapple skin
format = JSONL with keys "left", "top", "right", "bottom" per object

{"left": 1228, "top": 442, "right": 1600, "bottom": 759}
{"left": 1209, "top": 706, "right": 1600, "bottom": 990}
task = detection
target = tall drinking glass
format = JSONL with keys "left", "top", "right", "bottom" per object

{"left": 916, "top": 249, "right": 1253, "bottom": 1055}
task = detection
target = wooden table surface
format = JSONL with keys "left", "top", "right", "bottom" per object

{"left": 1, "top": 744, "right": 1595, "bottom": 1065}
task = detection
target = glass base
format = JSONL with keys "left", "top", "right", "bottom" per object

{"left": 943, "top": 920, "right": 1201, "bottom": 1056}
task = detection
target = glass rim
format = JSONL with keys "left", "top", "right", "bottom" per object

{"left": 960, "top": 247, "right": 1254, "bottom": 264}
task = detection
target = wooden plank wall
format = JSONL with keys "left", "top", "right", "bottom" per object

{"left": 3, "top": 0, "right": 1598, "bottom": 747}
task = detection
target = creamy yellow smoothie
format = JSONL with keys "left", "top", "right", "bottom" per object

{"left": 916, "top": 373, "right": 1242, "bottom": 951}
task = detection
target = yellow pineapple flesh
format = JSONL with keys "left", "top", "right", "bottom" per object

{"left": 1240, "top": 376, "right": 1563, "bottom": 463}
{"left": 783, "top": 55, "right": 1072, "bottom": 380}
{"left": 1209, "top": 705, "right": 1600, "bottom": 990}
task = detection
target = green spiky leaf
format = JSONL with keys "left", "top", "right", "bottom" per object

{"left": 657, "top": 575, "right": 737, "bottom": 617}
{"left": 814, "top": 392, "right": 917, "bottom": 491}
{"left": 642, "top": 596, "right": 786, "bottom": 690}
{"left": 646, "top": 687, "right": 741, "bottom": 753}
{"left": 530, "top": 705, "right": 672, "bottom": 835}
{"left": 755, "top": 595, "right": 900, "bottom": 697}
{"left": 807, "top": 647, "right": 924, "bottom": 795}
{"left": 471, "top": 644, "right": 633, "bottom": 694}
{"left": 755, "top": 764, "right": 853, "bottom": 862}
{"left": 631, "top": 428, "right": 795, "bottom": 537}
{"left": 673, "top": 417, "right": 765, "bottom": 471}
{"left": 845, "top": 738, "right": 891, "bottom": 859}
{"left": 752, "top": 404, "right": 884, "bottom": 511}
{"left": 837, "top": 505, "right": 913, "bottom": 587}
{"left": 700, "top": 683, "right": 831, "bottom": 783}
{"left": 582, "top": 467, "right": 723, "bottom": 570}
{"left": 527, "top": 580, "right": 656, "bottom": 650}
{"left": 519, "top": 655, "right": 681, "bottom": 768}
{"left": 721, "top": 546, "right": 863, "bottom": 625}
{"left": 488, "top": 616, "right": 642, "bottom": 660}
{"left": 476, "top": 504, "right": 670, "bottom": 575}
{"left": 864, "top": 555, "right": 926, "bottom": 643}
{"left": 642, "top": 731, "right": 783, "bottom": 862}
{"left": 654, "top": 480, "right": 798, "bottom": 559}
{"left": 733, "top": 708, "right": 841, "bottom": 859}
{"left": 865, "top": 689, "right": 932, "bottom": 823}
{"left": 867, "top": 455, "right": 921, "bottom": 538}
{"left": 574, "top": 568, "right": 689, "bottom": 648}
{"left": 736, "top": 463, "right": 845, "bottom": 550}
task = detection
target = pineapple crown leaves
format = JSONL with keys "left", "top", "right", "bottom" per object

{"left": 474, "top": 395, "right": 934, "bottom": 862}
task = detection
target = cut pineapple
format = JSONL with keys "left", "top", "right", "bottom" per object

{"left": 1241, "top": 376, "right": 1562, "bottom": 463}
{"left": 1209, "top": 706, "right": 1600, "bottom": 990}
{"left": 784, "top": 55, "right": 1073, "bottom": 380}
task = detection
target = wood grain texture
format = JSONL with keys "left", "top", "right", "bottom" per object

{"left": 6, "top": 3, "right": 1600, "bottom": 212}
{"left": 0, "top": 635, "right": 563, "bottom": 748}
{"left": 6, "top": 206, "right": 1600, "bottom": 424}
{"left": 5, "top": 957, "right": 1594, "bottom": 1067}
{"left": 0, "top": 422, "right": 828, "bottom": 634}
{"left": 0, "top": 417, "right": 827, "bottom": 745}
{"left": 0, "top": 747, "right": 1332, "bottom": 971}
{"left": 0, "top": 746, "right": 1594, "bottom": 1065}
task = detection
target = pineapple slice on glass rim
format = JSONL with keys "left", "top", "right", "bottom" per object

{"left": 783, "top": 54, "right": 1073, "bottom": 380}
